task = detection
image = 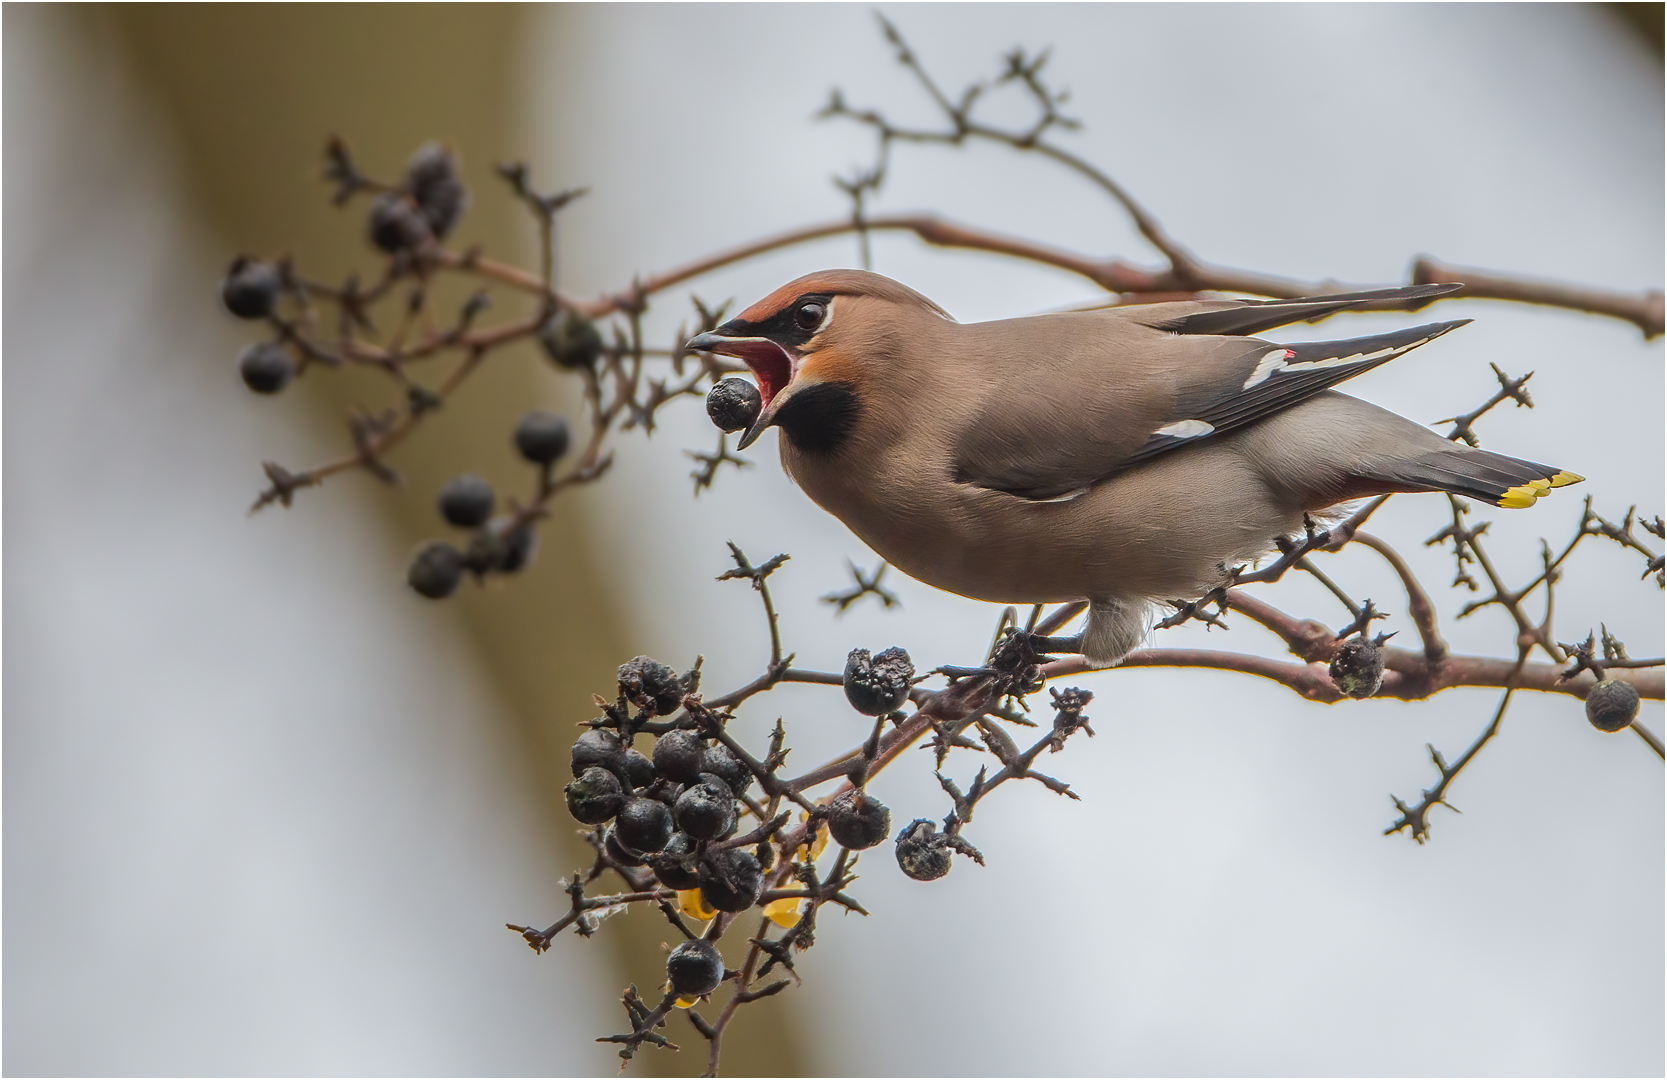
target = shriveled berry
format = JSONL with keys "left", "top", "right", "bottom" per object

{"left": 666, "top": 939, "right": 725, "bottom": 997}
{"left": 539, "top": 309, "right": 603, "bottom": 369}
{"left": 405, "top": 142, "right": 467, "bottom": 239}
{"left": 653, "top": 729, "right": 708, "bottom": 785}
{"left": 616, "top": 796, "right": 673, "bottom": 855}
{"left": 513, "top": 410, "right": 571, "bottom": 465}
{"left": 827, "top": 790, "right": 890, "bottom": 850}
{"left": 620, "top": 748, "right": 657, "bottom": 789}
{"left": 1586, "top": 679, "right": 1641, "bottom": 733}
{"left": 437, "top": 474, "right": 495, "bottom": 528}
{"left": 1329, "top": 635, "right": 1386, "bottom": 699}
{"left": 368, "top": 191, "right": 431, "bottom": 253}
{"left": 465, "top": 516, "right": 537, "bottom": 575}
{"left": 496, "top": 520, "right": 537, "bottom": 573}
{"left": 570, "top": 728, "right": 625, "bottom": 777}
{"left": 676, "top": 775, "right": 737, "bottom": 842}
{"left": 705, "top": 379, "right": 762, "bottom": 434}
{"left": 650, "top": 832, "right": 702, "bottom": 890}
{"left": 619, "top": 656, "right": 685, "bottom": 716}
{"left": 700, "top": 743, "right": 752, "bottom": 796}
{"left": 564, "top": 766, "right": 625, "bottom": 825}
{"left": 895, "top": 819, "right": 953, "bottom": 882}
{"left": 698, "top": 847, "right": 763, "bottom": 913}
{"left": 844, "top": 647, "right": 915, "bottom": 715}
{"left": 238, "top": 342, "right": 295, "bottom": 395}
{"left": 603, "top": 828, "right": 646, "bottom": 867}
{"left": 221, "top": 257, "right": 282, "bottom": 319}
{"left": 407, "top": 541, "right": 464, "bottom": 599}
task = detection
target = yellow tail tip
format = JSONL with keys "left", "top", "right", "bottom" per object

{"left": 1549, "top": 470, "right": 1584, "bottom": 488}
{"left": 1498, "top": 486, "right": 1541, "bottom": 509}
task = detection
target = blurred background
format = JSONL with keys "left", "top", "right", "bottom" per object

{"left": 5, "top": 4, "right": 1661, "bottom": 1076}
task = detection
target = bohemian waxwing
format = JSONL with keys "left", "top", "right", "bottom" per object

{"left": 686, "top": 270, "right": 1581, "bottom": 664}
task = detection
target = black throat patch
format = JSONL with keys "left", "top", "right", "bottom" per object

{"left": 774, "top": 381, "right": 861, "bottom": 454}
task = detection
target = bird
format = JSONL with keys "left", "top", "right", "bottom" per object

{"left": 685, "top": 270, "right": 1581, "bottom": 664}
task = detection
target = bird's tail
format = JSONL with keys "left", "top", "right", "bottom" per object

{"left": 1365, "top": 447, "right": 1583, "bottom": 508}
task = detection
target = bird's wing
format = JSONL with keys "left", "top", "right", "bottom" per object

{"left": 951, "top": 315, "right": 1469, "bottom": 501}
{"left": 1126, "top": 282, "right": 1462, "bottom": 338}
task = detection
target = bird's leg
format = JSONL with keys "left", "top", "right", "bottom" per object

{"left": 1011, "top": 632, "right": 1083, "bottom": 656}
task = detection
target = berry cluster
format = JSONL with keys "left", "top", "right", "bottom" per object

{"left": 405, "top": 410, "right": 574, "bottom": 599}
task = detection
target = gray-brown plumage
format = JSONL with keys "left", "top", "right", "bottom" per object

{"left": 686, "top": 270, "right": 1581, "bottom": 664}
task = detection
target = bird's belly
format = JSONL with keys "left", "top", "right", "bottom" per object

{"left": 788, "top": 444, "right": 1295, "bottom": 606}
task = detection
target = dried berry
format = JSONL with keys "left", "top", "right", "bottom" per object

{"left": 616, "top": 795, "right": 673, "bottom": 855}
{"left": 404, "top": 142, "right": 467, "bottom": 239}
{"left": 368, "top": 191, "right": 431, "bottom": 253}
{"left": 570, "top": 728, "right": 625, "bottom": 777}
{"left": 620, "top": 748, "right": 657, "bottom": 789}
{"left": 465, "top": 516, "right": 537, "bottom": 575}
{"left": 539, "top": 309, "right": 603, "bottom": 369}
{"left": 894, "top": 819, "right": 953, "bottom": 882}
{"left": 1329, "top": 635, "right": 1387, "bottom": 699}
{"left": 700, "top": 742, "right": 752, "bottom": 796}
{"left": 650, "top": 832, "right": 702, "bottom": 891}
{"left": 437, "top": 474, "right": 495, "bottom": 528}
{"left": 619, "top": 656, "right": 685, "bottom": 716}
{"left": 238, "top": 342, "right": 295, "bottom": 395}
{"left": 827, "top": 790, "right": 891, "bottom": 850}
{"left": 512, "top": 410, "right": 571, "bottom": 465}
{"left": 705, "top": 379, "right": 762, "bottom": 434}
{"left": 407, "top": 541, "right": 464, "bottom": 599}
{"left": 1585, "top": 678, "right": 1640, "bottom": 733}
{"left": 220, "top": 257, "right": 282, "bottom": 319}
{"left": 843, "top": 647, "right": 915, "bottom": 715}
{"left": 676, "top": 775, "right": 738, "bottom": 842}
{"left": 698, "top": 847, "right": 763, "bottom": 913}
{"left": 653, "top": 729, "right": 708, "bottom": 785}
{"left": 665, "top": 939, "right": 725, "bottom": 997}
{"left": 603, "top": 827, "right": 646, "bottom": 867}
{"left": 564, "top": 766, "right": 625, "bottom": 825}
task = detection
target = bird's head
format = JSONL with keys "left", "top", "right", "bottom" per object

{"left": 686, "top": 269, "right": 953, "bottom": 452}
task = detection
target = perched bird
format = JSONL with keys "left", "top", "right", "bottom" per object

{"left": 686, "top": 271, "right": 1581, "bottom": 664}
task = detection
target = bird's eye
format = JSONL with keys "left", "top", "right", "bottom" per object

{"left": 794, "top": 301, "right": 826, "bottom": 332}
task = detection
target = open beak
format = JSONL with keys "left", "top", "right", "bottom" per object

{"left": 686, "top": 330, "right": 797, "bottom": 449}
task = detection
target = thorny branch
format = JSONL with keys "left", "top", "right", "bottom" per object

{"left": 224, "top": 20, "right": 1660, "bottom": 1076}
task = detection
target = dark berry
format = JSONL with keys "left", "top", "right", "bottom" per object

{"left": 404, "top": 142, "right": 467, "bottom": 239}
{"left": 512, "top": 410, "right": 571, "bottom": 465}
{"left": 437, "top": 474, "right": 495, "bottom": 528}
{"left": 220, "top": 257, "right": 282, "bottom": 319}
{"left": 616, "top": 796, "right": 673, "bottom": 855}
{"left": 653, "top": 729, "right": 708, "bottom": 785}
{"left": 368, "top": 191, "right": 431, "bottom": 253}
{"left": 407, "top": 541, "right": 464, "bottom": 599}
{"left": 705, "top": 379, "right": 762, "bottom": 434}
{"left": 564, "top": 766, "right": 625, "bottom": 825}
{"left": 698, "top": 848, "right": 763, "bottom": 913}
{"left": 238, "top": 342, "right": 295, "bottom": 395}
{"left": 620, "top": 748, "right": 657, "bottom": 789}
{"left": 700, "top": 743, "right": 752, "bottom": 796}
{"left": 539, "top": 309, "right": 603, "bottom": 369}
{"left": 570, "top": 728, "right": 625, "bottom": 777}
{"left": 1329, "top": 635, "right": 1387, "bottom": 699}
{"left": 843, "top": 647, "right": 915, "bottom": 715}
{"left": 603, "top": 828, "right": 646, "bottom": 867}
{"left": 826, "top": 790, "right": 891, "bottom": 850}
{"left": 1586, "top": 679, "right": 1641, "bottom": 733}
{"left": 665, "top": 938, "right": 725, "bottom": 997}
{"left": 650, "top": 832, "right": 702, "bottom": 890}
{"left": 618, "top": 656, "right": 685, "bottom": 716}
{"left": 675, "top": 775, "right": 738, "bottom": 842}
{"left": 465, "top": 516, "right": 538, "bottom": 575}
{"left": 895, "top": 819, "right": 952, "bottom": 882}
